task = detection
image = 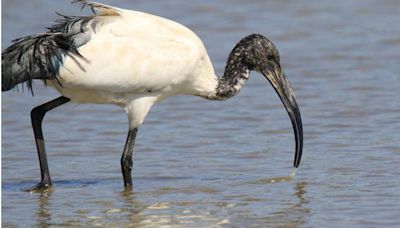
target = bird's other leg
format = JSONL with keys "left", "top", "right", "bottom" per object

{"left": 25, "top": 96, "right": 70, "bottom": 192}
{"left": 121, "top": 128, "right": 138, "bottom": 192}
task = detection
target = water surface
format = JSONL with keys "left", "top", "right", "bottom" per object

{"left": 2, "top": 0, "right": 400, "bottom": 227}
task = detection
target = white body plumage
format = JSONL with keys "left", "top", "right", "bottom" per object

{"left": 51, "top": 5, "right": 218, "bottom": 127}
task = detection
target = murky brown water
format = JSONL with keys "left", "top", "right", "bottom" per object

{"left": 2, "top": 0, "right": 400, "bottom": 227}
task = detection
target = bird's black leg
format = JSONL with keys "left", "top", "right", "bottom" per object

{"left": 25, "top": 96, "right": 70, "bottom": 192}
{"left": 121, "top": 128, "right": 138, "bottom": 191}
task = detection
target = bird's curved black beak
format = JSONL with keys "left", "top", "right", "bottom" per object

{"left": 262, "top": 68, "right": 303, "bottom": 168}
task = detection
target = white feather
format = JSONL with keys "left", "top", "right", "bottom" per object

{"left": 51, "top": 6, "right": 219, "bottom": 128}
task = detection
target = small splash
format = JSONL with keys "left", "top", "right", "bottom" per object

{"left": 249, "top": 168, "right": 297, "bottom": 184}
{"left": 290, "top": 168, "right": 297, "bottom": 178}
{"left": 268, "top": 168, "right": 297, "bottom": 183}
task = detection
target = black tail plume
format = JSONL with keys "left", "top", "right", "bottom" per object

{"left": 2, "top": 33, "right": 85, "bottom": 93}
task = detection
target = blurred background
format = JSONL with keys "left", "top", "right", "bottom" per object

{"left": 2, "top": 0, "right": 400, "bottom": 227}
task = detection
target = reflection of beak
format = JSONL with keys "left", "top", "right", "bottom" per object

{"left": 263, "top": 69, "right": 303, "bottom": 168}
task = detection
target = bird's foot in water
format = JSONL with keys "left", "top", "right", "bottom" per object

{"left": 123, "top": 183, "right": 133, "bottom": 193}
{"left": 24, "top": 182, "right": 52, "bottom": 192}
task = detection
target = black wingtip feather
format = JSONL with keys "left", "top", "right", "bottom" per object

{"left": 1, "top": 33, "right": 85, "bottom": 93}
{"left": 2, "top": 0, "right": 108, "bottom": 94}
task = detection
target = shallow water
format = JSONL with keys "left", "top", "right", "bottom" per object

{"left": 2, "top": 0, "right": 400, "bottom": 227}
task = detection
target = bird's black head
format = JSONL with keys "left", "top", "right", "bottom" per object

{"left": 229, "top": 34, "right": 303, "bottom": 168}
{"left": 234, "top": 34, "right": 280, "bottom": 73}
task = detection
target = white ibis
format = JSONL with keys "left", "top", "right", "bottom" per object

{"left": 2, "top": 0, "right": 303, "bottom": 192}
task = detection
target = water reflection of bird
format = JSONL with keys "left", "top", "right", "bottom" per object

{"left": 37, "top": 191, "right": 53, "bottom": 226}
{"left": 2, "top": 0, "right": 303, "bottom": 191}
{"left": 266, "top": 182, "right": 310, "bottom": 226}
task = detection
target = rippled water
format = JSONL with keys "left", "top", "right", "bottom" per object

{"left": 2, "top": 0, "right": 400, "bottom": 227}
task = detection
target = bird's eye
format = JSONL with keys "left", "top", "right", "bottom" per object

{"left": 267, "top": 55, "right": 274, "bottom": 60}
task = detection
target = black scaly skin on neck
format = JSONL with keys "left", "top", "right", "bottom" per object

{"left": 215, "top": 42, "right": 251, "bottom": 100}
{"left": 216, "top": 52, "right": 250, "bottom": 99}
